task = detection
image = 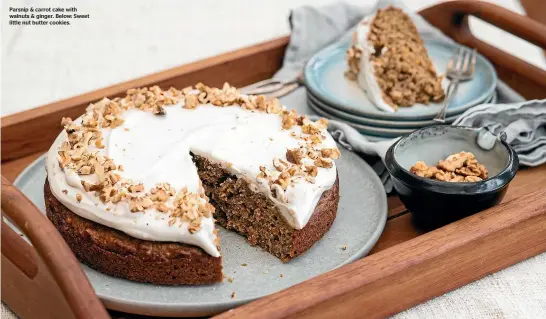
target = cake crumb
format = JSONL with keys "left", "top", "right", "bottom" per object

{"left": 76, "top": 194, "right": 82, "bottom": 202}
{"left": 341, "top": 245, "right": 348, "bottom": 251}
{"left": 280, "top": 274, "right": 284, "bottom": 278}
{"left": 62, "top": 189, "right": 68, "bottom": 195}
{"left": 227, "top": 277, "right": 233, "bottom": 283}
{"left": 241, "top": 263, "right": 247, "bottom": 267}
{"left": 231, "top": 292, "right": 236, "bottom": 299}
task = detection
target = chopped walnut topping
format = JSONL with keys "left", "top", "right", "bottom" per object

{"left": 129, "top": 197, "right": 153, "bottom": 212}
{"left": 273, "top": 158, "right": 287, "bottom": 172}
{"left": 128, "top": 184, "right": 145, "bottom": 193}
{"left": 301, "top": 122, "right": 321, "bottom": 135}
{"left": 410, "top": 152, "right": 488, "bottom": 183}
{"left": 281, "top": 109, "right": 299, "bottom": 129}
{"left": 286, "top": 149, "right": 304, "bottom": 165}
{"left": 156, "top": 203, "right": 170, "bottom": 213}
{"left": 315, "top": 157, "right": 333, "bottom": 168}
{"left": 257, "top": 166, "right": 270, "bottom": 179}
{"left": 184, "top": 94, "right": 198, "bottom": 109}
{"left": 320, "top": 148, "right": 341, "bottom": 159}
{"left": 274, "top": 171, "right": 291, "bottom": 191}
{"left": 306, "top": 165, "right": 318, "bottom": 177}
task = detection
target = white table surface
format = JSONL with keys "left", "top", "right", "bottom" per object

{"left": 2, "top": 0, "right": 545, "bottom": 318}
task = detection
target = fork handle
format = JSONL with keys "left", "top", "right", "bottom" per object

{"left": 434, "top": 79, "right": 460, "bottom": 123}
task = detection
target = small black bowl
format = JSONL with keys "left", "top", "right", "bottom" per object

{"left": 385, "top": 125, "right": 519, "bottom": 230}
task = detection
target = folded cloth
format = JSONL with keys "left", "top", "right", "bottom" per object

{"left": 275, "top": 0, "right": 541, "bottom": 191}
{"left": 273, "top": 3, "right": 368, "bottom": 81}
{"left": 454, "top": 100, "right": 546, "bottom": 166}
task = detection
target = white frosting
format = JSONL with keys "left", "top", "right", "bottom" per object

{"left": 354, "top": 16, "right": 395, "bottom": 113}
{"left": 46, "top": 103, "right": 337, "bottom": 257}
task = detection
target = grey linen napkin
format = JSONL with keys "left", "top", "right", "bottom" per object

{"left": 453, "top": 100, "right": 546, "bottom": 166}
{"left": 275, "top": 0, "right": 545, "bottom": 191}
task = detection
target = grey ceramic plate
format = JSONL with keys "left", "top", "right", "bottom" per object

{"left": 304, "top": 39, "right": 497, "bottom": 121}
{"left": 308, "top": 91, "right": 498, "bottom": 138}
{"left": 307, "top": 90, "right": 482, "bottom": 128}
{"left": 308, "top": 99, "right": 415, "bottom": 138}
{"left": 9, "top": 149, "right": 387, "bottom": 317}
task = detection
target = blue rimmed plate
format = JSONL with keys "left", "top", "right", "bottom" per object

{"left": 304, "top": 39, "right": 497, "bottom": 121}
{"left": 307, "top": 97, "right": 414, "bottom": 138}
{"left": 307, "top": 90, "right": 495, "bottom": 129}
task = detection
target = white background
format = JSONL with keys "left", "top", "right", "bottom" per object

{"left": 1, "top": 0, "right": 545, "bottom": 116}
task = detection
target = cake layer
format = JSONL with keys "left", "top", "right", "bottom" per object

{"left": 44, "top": 180, "right": 223, "bottom": 285}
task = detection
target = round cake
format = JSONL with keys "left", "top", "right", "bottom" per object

{"left": 345, "top": 6, "right": 445, "bottom": 112}
{"left": 45, "top": 83, "right": 340, "bottom": 285}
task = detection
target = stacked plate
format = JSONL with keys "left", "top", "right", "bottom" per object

{"left": 304, "top": 39, "right": 498, "bottom": 141}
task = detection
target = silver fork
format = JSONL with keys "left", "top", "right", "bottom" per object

{"left": 434, "top": 47, "right": 477, "bottom": 123}
{"left": 240, "top": 73, "right": 303, "bottom": 97}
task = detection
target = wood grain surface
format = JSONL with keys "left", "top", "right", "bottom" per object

{"left": 1, "top": 177, "right": 109, "bottom": 319}
{"left": 420, "top": 0, "right": 546, "bottom": 100}
{"left": 520, "top": 0, "right": 546, "bottom": 58}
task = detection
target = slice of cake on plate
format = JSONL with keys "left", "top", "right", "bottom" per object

{"left": 45, "top": 83, "right": 340, "bottom": 285}
{"left": 345, "top": 6, "right": 445, "bottom": 112}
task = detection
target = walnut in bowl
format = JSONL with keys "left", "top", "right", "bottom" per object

{"left": 410, "top": 151, "right": 488, "bottom": 183}
{"left": 385, "top": 125, "right": 518, "bottom": 230}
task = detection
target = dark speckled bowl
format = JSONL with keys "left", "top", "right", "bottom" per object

{"left": 385, "top": 125, "right": 519, "bottom": 230}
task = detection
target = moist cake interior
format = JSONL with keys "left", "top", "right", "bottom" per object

{"left": 194, "top": 154, "right": 302, "bottom": 262}
{"left": 368, "top": 7, "right": 444, "bottom": 108}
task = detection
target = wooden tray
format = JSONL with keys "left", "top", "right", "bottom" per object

{"left": 2, "top": 1, "right": 546, "bottom": 318}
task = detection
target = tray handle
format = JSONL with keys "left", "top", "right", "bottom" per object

{"left": 1, "top": 175, "right": 109, "bottom": 319}
{"left": 419, "top": 0, "right": 546, "bottom": 99}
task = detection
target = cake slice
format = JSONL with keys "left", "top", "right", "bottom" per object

{"left": 345, "top": 6, "right": 445, "bottom": 112}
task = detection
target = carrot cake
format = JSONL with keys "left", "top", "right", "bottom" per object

{"left": 44, "top": 83, "right": 340, "bottom": 285}
{"left": 345, "top": 6, "right": 445, "bottom": 112}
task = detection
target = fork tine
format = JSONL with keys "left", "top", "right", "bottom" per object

{"left": 470, "top": 49, "right": 477, "bottom": 73}
{"left": 447, "top": 47, "right": 460, "bottom": 70}
{"left": 462, "top": 48, "right": 472, "bottom": 73}
{"left": 454, "top": 47, "right": 465, "bottom": 74}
